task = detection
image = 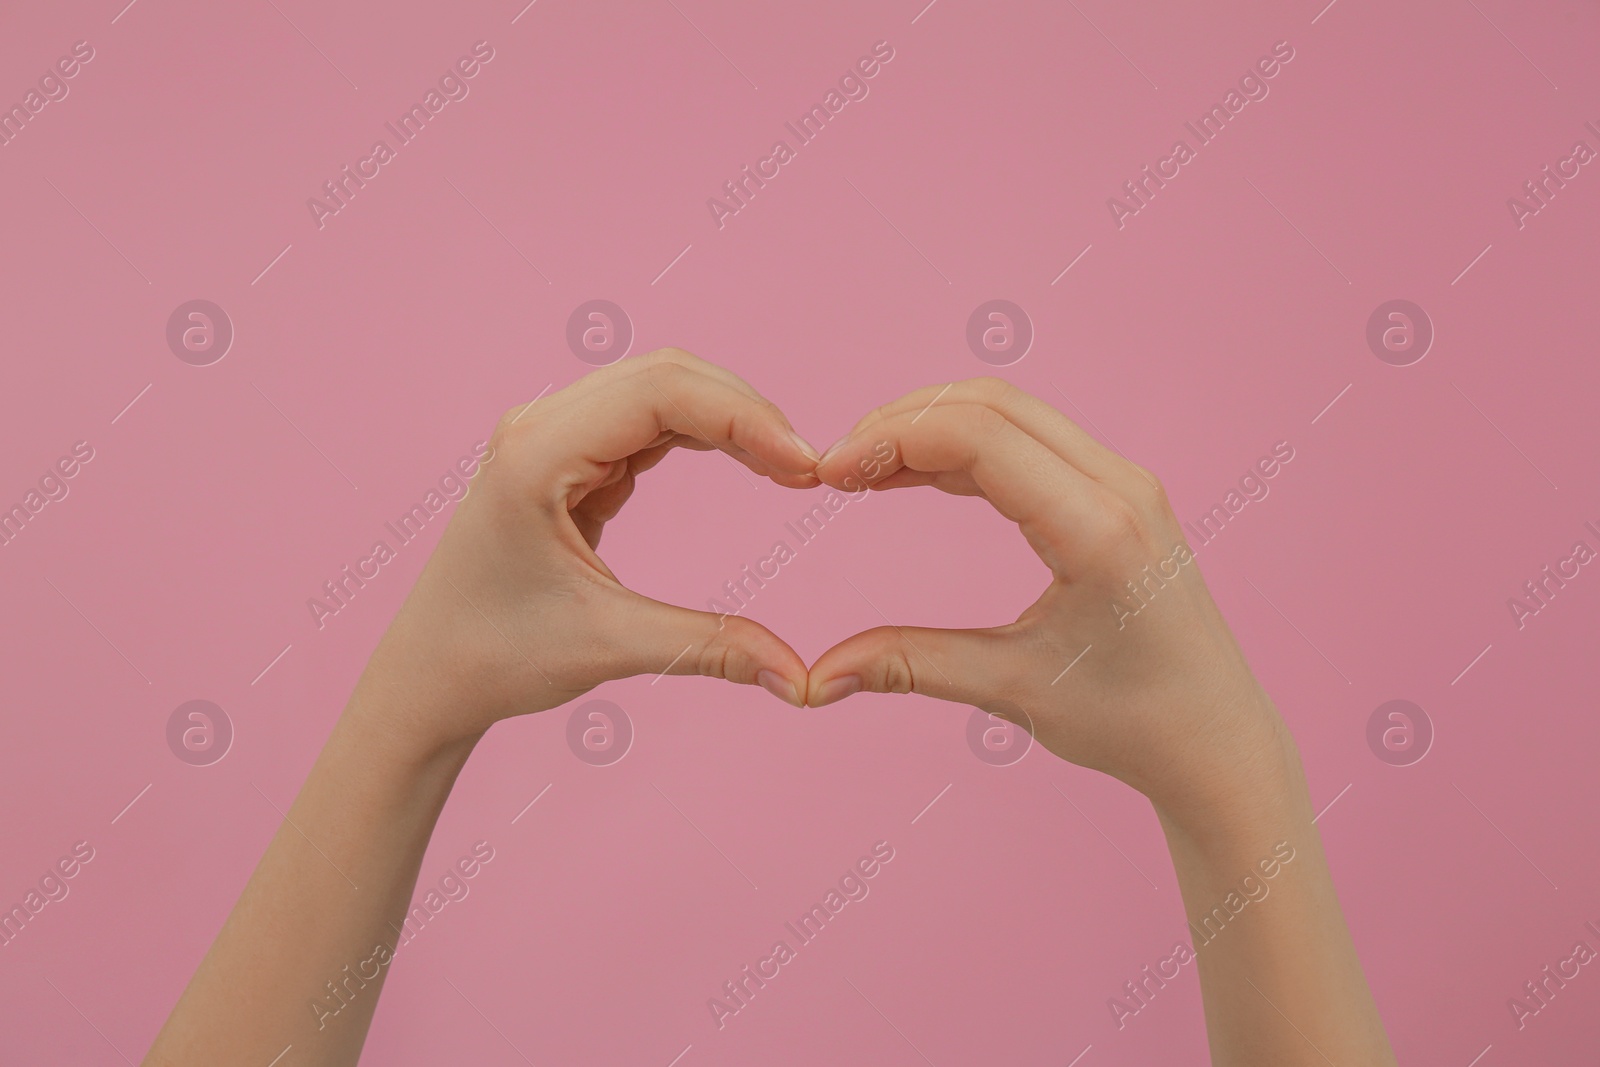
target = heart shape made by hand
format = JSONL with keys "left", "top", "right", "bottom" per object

{"left": 382, "top": 349, "right": 1279, "bottom": 817}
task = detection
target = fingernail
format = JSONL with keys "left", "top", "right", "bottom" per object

{"left": 787, "top": 430, "right": 821, "bottom": 463}
{"left": 818, "top": 434, "right": 851, "bottom": 464}
{"left": 811, "top": 675, "right": 862, "bottom": 708}
{"left": 757, "top": 669, "right": 803, "bottom": 708}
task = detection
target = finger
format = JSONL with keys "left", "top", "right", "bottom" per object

{"left": 667, "top": 356, "right": 826, "bottom": 483}
{"left": 833, "top": 378, "right": 1130, "bottom": 487}
{"left": 610, "top": 592, "right": 810, "bottom": 708}
{"left": 510, "top": 347, "right": 751, "bottom": 411}
{"left": 505, "top": 348, "right": 813, "bottom": 455}
{"left": 609, "top": 434, "right": 818, "bottom": 491}
{"left": 617, "top": 352, "right": 821, "bottom": 466}
{"left": 632, "top": 355, "right": 823, "bottom": 473}
{"left": 531, "top": 362, "right": 820, "bottom": 490}
{"left": 570, "top": 430, "right": 819, "bottom": 546}
{"left": 815, "top": 403, "right": 1127, "bottom": 576}
{"left": 643, "top": 347, "right": 766, "bottom": 403}
{"left": 865, "top": 467, "right": 981, "bottom": 496}
{"left": 805, "top": 624, "right": 1015, "bottom": 707}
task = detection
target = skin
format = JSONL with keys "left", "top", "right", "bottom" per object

{"left": 808, "top": 379, "right": 1396, "bottom": 1064}
{"left": 144, "top": 353, "right": 1395, "bottom": 1066}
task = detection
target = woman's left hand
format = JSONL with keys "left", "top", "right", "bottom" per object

{"left": 356, "top": 348, "right": 822, "bottom": 753}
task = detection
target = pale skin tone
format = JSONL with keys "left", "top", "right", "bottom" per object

{"left": 144, "top": 351, "right": 1396, "bottom": 1066}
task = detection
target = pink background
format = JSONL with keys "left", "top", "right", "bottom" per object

{"left": 2, "top": 0, "right": 1598, "bottom": 1063}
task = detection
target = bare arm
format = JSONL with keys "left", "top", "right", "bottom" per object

{"left": 143, "top": 686, "right": 479, "bottom": 1065}
{"left": 1156, "top": 727, "right": 1393, "bottom": 1064}
{"left": 806, "top": 378, "right": 1395, "bottom": 1065}
{"left": 146, "top": 366, "right": 1392, "bottom": 1064}
{"left": 144, "top": 351, "right": 819, "bottom": 1065}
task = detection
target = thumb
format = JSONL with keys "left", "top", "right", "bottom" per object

{"left": 611, "top": 592, "right": 810, "bottom": 708}
{"left": 805, "top": 624, "right": 1013, "bottom": 708}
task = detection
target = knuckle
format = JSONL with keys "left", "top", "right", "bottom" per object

{"left": 1143, "top": 470, "right": 1172, "bottom": 513}
{"left": 878, "top": 651, "right": 915, "bottom": 696}
{"left": 490, "top": 406, "right": 526, "bottom": 453}
{"left": 971, "top": 404, "right": 1011, "bottom": 440}
{"left": 487, "top": 395, "right": 566, "bottom": 487}
{"left": 971, "top": 375, "right": 1016, "bottom": 400}
{"left": 867, "top": 627, "right": 916, "bottom": 694}
{"left": 885, "top": 665, "right": 915, "bottom": 695}
{"left": 644, "top": 359, "right": 690, "bottom": 390}
{"left": 693, "top": 622, "right": 733, "bottom": 679}
{"left": 1124, "top": 464, "right": 1176, "bottom": 527}
{"left": 647, "top": 346, "right": 702, "bottom": 368}
{"left": 1089, "top": 493, "right": 1146, "bottom": 557}
{"left": 701, "top": 616, "right": 759, "bottom": 681}
{"left": 697, "top": 634, "right": 735, "bottom": 681}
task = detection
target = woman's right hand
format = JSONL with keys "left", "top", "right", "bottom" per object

{"left": 807, "top": 378, "right": 1295, "bottom": 822}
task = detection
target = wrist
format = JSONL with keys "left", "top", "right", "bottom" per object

{"left": 1145, "top": 705, "right": 1310, "bottom": 848}
{"left": 339, "top": 656, "right": 487, "bottom": 776}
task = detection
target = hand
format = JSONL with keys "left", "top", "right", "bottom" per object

{"left": 806, "top": 378, "right": 1291, "bottom": 820}
{"left": 355, "top": 349, "right": 822, "bottom": 754}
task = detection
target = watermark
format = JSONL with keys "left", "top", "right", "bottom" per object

{"left": 1107, "top": 41, "right": 1296, "bottom": 229}
{"left": 1365, "top": 299, "right": 1432, "bottom": 366}
{"left": 166, "top": 300, "right": 234, "bottom": 366}
{"left": 391, "top": 840, "right": 494, "bottom": 949}
{"left": 0, "top": 841, "right": 95, "bottom": 949}
{"left": 1507, "top": 121, "right": 1599, "bottom": 230}
{"left": 965, "top": 300, "right": 1032, "bottom": 367}
{"left": 0, "top": 40, "right": 95, "bottom": 150}
{"left": 566, "top": 699, "right": 633, "bottom": 766}
{"left": 1506, "top": 919, "right": 1599, "bottom": 1030}
{"left": 1180, "top": 440, "right": 1295, "bottom": 550}
{"left": 1506, "top": 520, "right": 1598, "bottom": 631}
{"left": 707, "top": 841, "right": 896, "bottom": 1028}
{"left": 166, "top": 700, "right": 233, "bottom": 766}
{"left": 565, "top": 299, "right": 633, "bottom": 366}
{"left": 1366, "top": 699, "right": 1432, "bottom": 767}
{"left": 1184, "top": 841, "right": 1296, "bottom": 950}
{"left": 1111, "top": 541, "right": 1196, "bottom": 630}
{"left": 706, "top": 41, "right": 896, "bottom": 229}
{"left": 310, "top": 940, "right": 394, "bottom": 1032}
{"left": 965, "top": 702, "right": 1033, "bottom": 766}
{"left": 708, "top": 442, "right": 896, "bottom": 625}
{"left": 306, "top": 441, "right": 493, "bottom": 630}
{"left": 1108, "top": 942, "right": 1196, "bottom": 1030}
{"left": 307, "top": 42, "right": 496, "bottom": 229}
{"left": 1109, "top": 841, "right": 1296, "bottom": 1029}
{"left": 311, "top": 840, "right": 495, "bottom": 1031}
{"left": 0, "top": 440, "right": 95, "bottom": 549}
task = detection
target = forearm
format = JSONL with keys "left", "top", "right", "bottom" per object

{"left": 143, "top": 357, "right": 819, "bottom": 1065}
{"left": 144, "top": 679, "right": 479, "bottom": 1066}
{"left": 1153, "top": 718, "right": 1395, "bottom": 1066}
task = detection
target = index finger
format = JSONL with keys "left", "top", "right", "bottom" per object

{"left": 839, "top": 377, "right": 1137, "bottom": 489}
{"left": 816, "top": 403, "right": 1128, "bottom": 576}
{"left": 527, "top": 361, "right": 820, "bottom": 485}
